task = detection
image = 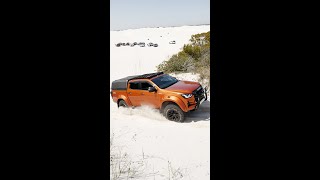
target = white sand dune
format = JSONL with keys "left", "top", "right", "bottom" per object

{"left": 110, "top": 25, "right": 210, "bottom": 179}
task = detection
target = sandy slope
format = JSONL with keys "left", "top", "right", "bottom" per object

{"left": 110, "top": 25, "right": 210, "bottom": 179}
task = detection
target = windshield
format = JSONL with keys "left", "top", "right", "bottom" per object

{"left": 151, "top": 74, "right": 179, "bottom": 89}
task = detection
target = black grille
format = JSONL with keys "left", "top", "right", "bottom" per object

{"left": 193, "top": 86, "right": 205, "bottom": 103}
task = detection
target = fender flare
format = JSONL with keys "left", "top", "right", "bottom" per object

{"left": 161, "top": 96, "right": 188, "bottom": 112}
{"left": 118, "top": 95, "right": 132, "bottom": 107}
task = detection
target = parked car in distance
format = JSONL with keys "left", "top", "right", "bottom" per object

{"left": 147, "top": 43, "right": 153, "bottom": 47}
{"left": 153, "top": 44, "right": 158, "bottom": 47}
{"left": 111, "top": 72, "right": 208, "bottom": 122}
{"left": 169, "top": 41, "right": 176, "bottom": 44}
{"left": 125, "top": 42, "right": 130, "bottom": 46}
{"left": 115, "top": 43, "right": 121, "bottom": 47}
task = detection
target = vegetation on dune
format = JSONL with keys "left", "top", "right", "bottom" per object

{"left": 157, "top": 31, "right": 210, "bottom": 88}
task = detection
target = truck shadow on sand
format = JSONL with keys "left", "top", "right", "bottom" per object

{"left": 184, "top": 101, "right": 210, "bottom": 123}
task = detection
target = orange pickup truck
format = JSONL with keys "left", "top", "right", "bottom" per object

{"left": 111, "top": 72, "right": 207, "bottom": 122}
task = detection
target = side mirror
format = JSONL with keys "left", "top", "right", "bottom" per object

{"left": 148, "top": 86, "right": 156, "bottom": 92}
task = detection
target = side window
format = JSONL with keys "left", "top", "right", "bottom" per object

{"left": 129, "top": 82, "right": 139, "bottom": 89}
{"left": 141, "top": 82, "right": 153, "bottom": 90}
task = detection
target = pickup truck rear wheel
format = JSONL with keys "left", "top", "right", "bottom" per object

{"left": 164, "top": 104, "right": 185, "bottom": 122}
{"left": 118, "top": 100, "right": 127, "bottom": 108}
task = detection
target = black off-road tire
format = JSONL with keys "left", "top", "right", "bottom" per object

{"left": 118, "top": 100, "right": 128, "bottom": 108}
{"left": 163, "top": 104, "right": 185, "bottom": 122}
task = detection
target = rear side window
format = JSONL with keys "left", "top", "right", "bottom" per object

{"left": 129, "top": 82, "right": 139, "bottom": 89}
{"left": 141, "top": 82, "right": 153, "bottom": 90}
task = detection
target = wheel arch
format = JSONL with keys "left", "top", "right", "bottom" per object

{"left": 161, "top": 101, "right": 178, "bottom": 112}
{"left": 117, "top": 96, "right": 131, "bottom": 107}
{"left": 160, "top": 97, "right": 187, "bottom": 112}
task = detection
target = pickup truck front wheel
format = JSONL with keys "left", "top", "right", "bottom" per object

{"left": 163, "top": 104, "right": 185, "bottom": 122}
{"left": 118, "top": 100, "right": 128, "bottom": 108}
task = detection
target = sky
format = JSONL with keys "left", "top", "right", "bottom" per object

{"left": 110, "top": 0, "right": 210, "bottom": 30}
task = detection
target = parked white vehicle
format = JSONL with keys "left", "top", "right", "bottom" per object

{"left": 169, "top": 41, "right": 176, "bottom": 44}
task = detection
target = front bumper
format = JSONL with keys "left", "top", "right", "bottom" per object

{"left": 186, "top": 86, "right": 207, "bottom": 111}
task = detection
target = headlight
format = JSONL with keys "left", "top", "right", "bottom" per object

{"left": 181, "top": 94, "right": 193, "bottom": 98}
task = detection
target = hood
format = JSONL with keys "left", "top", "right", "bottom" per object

{"left": 164, "top": 80, "right": 200, "bottom": 94}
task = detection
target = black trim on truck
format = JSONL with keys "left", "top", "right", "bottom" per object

{"left": 111, "top": 72, "right": 164, "bottom": 90}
